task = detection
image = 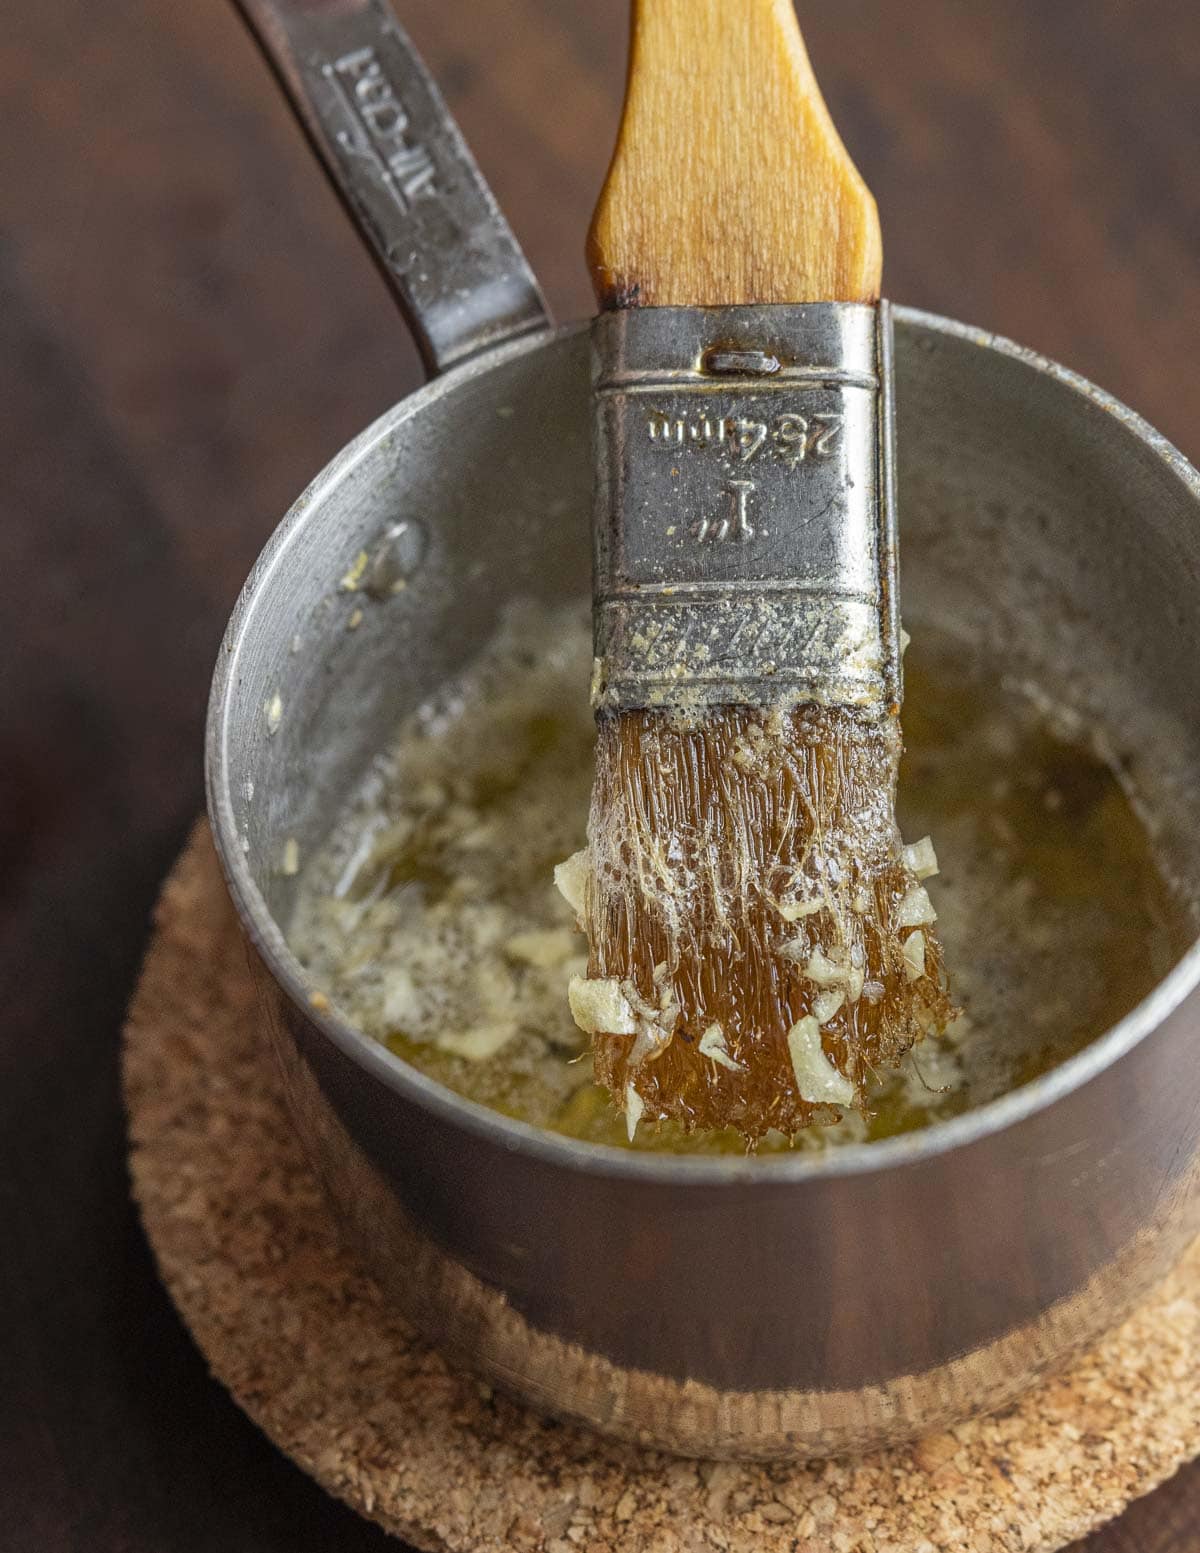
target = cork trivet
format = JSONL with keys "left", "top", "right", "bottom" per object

{"left": 124, "top": 822, "right": 1200, "bottom": 1553}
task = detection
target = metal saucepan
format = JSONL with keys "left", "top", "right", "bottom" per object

{"left": 208, "top": 0, "right": 1200, "bottom": 1458}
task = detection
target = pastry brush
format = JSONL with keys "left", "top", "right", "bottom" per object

{"left": 567, "top": 0, "right": 954, "bottom": 1142}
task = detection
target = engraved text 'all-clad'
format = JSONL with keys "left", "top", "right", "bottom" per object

{"left": 329, "top": 47, "right": 437, "bottom": 211}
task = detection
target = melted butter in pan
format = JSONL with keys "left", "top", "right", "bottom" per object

{"left": 288, "top": 602, "right": 1193, "bottom": 1155}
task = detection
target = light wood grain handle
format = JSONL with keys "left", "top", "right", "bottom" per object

{"left": 588, "top": 0, "right": 882, "bottom": 309}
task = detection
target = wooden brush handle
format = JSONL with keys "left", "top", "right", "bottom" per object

{"left": 588, "top": 0, "right": 882, "bottom": 309}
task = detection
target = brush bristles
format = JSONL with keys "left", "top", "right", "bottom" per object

{"left": 584, "top": 704, "right": 953, "bottom": 1141}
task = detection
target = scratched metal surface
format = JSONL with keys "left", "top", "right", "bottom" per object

{"left": 2, "top": 1, "right": 1199, "bottom": 1548}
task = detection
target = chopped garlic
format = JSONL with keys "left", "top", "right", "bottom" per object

{"left": 439, "top": 1022, "right": 519, "bottom": 1061}
{"left": 280, "top": 837, "right": 300, "bottom": 876}
{"left": 264, "top": 692, "right": 283, "bottom": 736}
{"left": 804, "top": 946, "right": 847, "bottom": 986}
{"left": 900, "top": 625, "right": 912, "bottom": 654}
{"left": 698, "top": 1021, "right": 744, "bottom": 1072}
{"left": 629, "top": 1022, "right": 674, "bottom": 1067}
{"left": 812, "top": 989, "right": 844, "bottom": 1025}
{"left": 338, "top": 549, "right": 369, "bottom": 591}
{"left": 786, "top": 1016, "right": 856, "bottom": 1107}
{"left": 459, "top": 821, "right": 497, "bottom": 851}
{"left": 619, "top": 976, "right": 680, "bottom": 1067}
{"left": 624, "top": 1081, "right": 645, "bottom": 1142}
{"left": 847, "top": 963, "right": 865, "bottom": 1003}
{"left": 382, "top": 968, "right": 421, "bottom": 1029}
{"left": 475, "top": 956, "right": 517, "bottom": 1019}
{"left": 902, "top": 929, "right": 927, "bottom": 981}
{"left": 503, "top": 929, "right": 577, "bottom": 968}
{"left": 896, "top": 883, "right": 938, "bottom": 927}
{"left": 623, "top": 980, "right": 662, "bottom": 1024}
{"left": 776, "top": 895, "right": 823, "bottom": 923}
{"left": 656, "top": 983, "right": 680, "bottom": 1028}
{"left": 568, "top": 975, "right": 637, "bottom": 1036}
{"left": 553, "top": 848, "right": 590, "bottom": 918}
{"left": 902, "top": 836, "right": 940, "bottom": 880}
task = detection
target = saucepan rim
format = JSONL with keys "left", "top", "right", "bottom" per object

{"left": 207, "top": 305, "right": 1200, "bottom": 1187}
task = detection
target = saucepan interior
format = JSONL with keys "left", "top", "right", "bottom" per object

{"left": 212, "top": 310, "right": 1200, "bottom": 1157}
{"left": 207, "top": 309, "right": 1200, "bottom": 1454}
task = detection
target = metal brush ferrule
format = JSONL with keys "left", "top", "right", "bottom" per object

{"left": 590, "top": 301, "right": 901, "bottom": 717}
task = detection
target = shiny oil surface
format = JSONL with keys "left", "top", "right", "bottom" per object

{"left": 289, "top": 605, "right": 1192, "bottom": 1154}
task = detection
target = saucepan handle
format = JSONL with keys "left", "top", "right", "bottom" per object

{"left": 234, "top": 0, "right": 551, "bottom": 377}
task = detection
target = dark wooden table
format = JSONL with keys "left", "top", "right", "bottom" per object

{"left": 3, "top": 2, "right": 1199, "bottom": 1547}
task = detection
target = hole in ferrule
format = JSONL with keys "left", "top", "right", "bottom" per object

{"left": 701, "top": 348, "right": 782, "bottom": 376}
